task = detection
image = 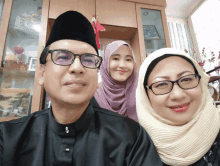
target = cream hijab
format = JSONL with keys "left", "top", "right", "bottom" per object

{"left": 136, "top": 48, "right": 220, "bottom": 166}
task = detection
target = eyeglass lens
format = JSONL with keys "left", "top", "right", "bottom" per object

{"left": 151, "top": 74, "right": 200, "bottom": 95}
{"left": 52, "top": 50, "right": 100, "bottom": 68}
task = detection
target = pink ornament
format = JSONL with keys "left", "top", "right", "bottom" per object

{"left": 198, "top": 62, "right": 204, "bottom": 66}
{"left": 14, "top": 46, "right": 24, "bottom": 55}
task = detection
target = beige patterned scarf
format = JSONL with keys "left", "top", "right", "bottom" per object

{"left": 136, "top": 48, "right": 220, "bottom": 166}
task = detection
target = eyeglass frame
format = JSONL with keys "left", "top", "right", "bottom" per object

{"left": 47, "top": 49, "right": 103, "bottom": 69}
{"left": 146, "top": 74, "right": 201, "bottom": 95}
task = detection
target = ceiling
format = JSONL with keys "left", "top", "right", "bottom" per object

{"left": 165, "top": 0, "right": 204, "bottom": 18}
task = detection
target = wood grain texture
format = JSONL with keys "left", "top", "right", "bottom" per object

{"left": 0, "top": 117, "right": 20, "bottom": 122}
{"left": 161, "top": 8, "right": 171, "bottom": 47}
{"left": 130, "top": 30, "right": 141, "bottom": 73}
{"left": 96, "top": 0, "right": 137, "bottom": 28}
{"left": 0, "top": 0, "right": 13, "bottom": 68}
{"left": 99, "top": 24, "right": 136, "bottom": 40}
{"left": 119, "top": 0, "right": 166, "bottom": 7}
{"left": 46, "top": 20, "right": 137, "bottom": 41}
{"left": 49, "top": 0, "right": 95, "bottom": 21}
{"left": 136, "top": 3, "right": 146, "bottom": 63}
{"left": 46, "top": 18, "right": 55, "bottom": 42}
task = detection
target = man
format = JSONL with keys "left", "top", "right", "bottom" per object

{"left": 0, "top": 11, "right": 163, "bottom": 166}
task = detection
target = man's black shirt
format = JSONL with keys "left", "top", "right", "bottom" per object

{"left": 0, "top": 103, "right": 162, "bottom": 166}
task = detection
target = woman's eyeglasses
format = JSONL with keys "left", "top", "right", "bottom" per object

{"left": 48, "top": 49, "right": 102, "bottom": 69}
{"left": 146, "top": 74, "right": 201, "bottom": 95}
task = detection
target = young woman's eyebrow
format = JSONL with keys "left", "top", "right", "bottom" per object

{"left": 126, "top": 55, "right": 133, "bottom": 58}
{"left": 111, "top": 54, "right": 120, "bottom": 57}
{"left": 153, "top": 71, "right": 193, "bottom": 80}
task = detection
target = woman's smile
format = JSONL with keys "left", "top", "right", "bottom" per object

{"left": 169, "top": 102, "right": 190, "bottom": 112}
{"left": 118, "top": 70, "right": 127, "bottom": 74}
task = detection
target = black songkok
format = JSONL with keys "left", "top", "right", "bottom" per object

{"left": 46, "top": 10, "right": 98, "bottom": 53}
{"left": 40, "top": 11, "right": 98, "bottom": 64}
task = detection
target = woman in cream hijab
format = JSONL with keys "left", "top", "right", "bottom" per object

{"left": 136, "top": 48, "right": 220, "bottom": 166}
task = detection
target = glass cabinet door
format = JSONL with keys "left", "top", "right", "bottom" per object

{"left": 0, "top": 0, "right": 42, "bottom": 118}
{"left": 141, "top": 8, "right": 166, "bottom": 56}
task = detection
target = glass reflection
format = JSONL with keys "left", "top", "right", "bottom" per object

{"left": 0, "top": 0, "right": 42, "bottom": 118}
{"left": 0, "top": 0, "right": 4, "bottom": 25}
{"left": 141, "top": 9, "right": 166, "bottom": 56}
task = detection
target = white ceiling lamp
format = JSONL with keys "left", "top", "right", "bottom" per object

{"left": 143, "top": 12, "right": 148, "bottom": 16}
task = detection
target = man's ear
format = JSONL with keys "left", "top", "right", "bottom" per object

{"left": 38, "top": 64, "right": 46, "bottom": 86}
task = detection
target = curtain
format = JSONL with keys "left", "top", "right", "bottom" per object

{"left": 167, "top": 18, "right": 195, "bottom": 61}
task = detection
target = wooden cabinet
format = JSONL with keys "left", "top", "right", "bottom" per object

{"left": 119, "top": 0, "right": 166, "bottom": 7}
{"left": 96, "top": 0, "right": 137, "bottom": 28}
{"left": 49, "top": 0, "right": 95, "bottom": 21}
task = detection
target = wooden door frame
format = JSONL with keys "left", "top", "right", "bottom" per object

{"left": 136, "top": 3, "right": 171, "bottom": 63}
{"left": 31, "top": 0, "right": 50, "bottom": 113}
{"left": 0, "top": 0, "right": 13, "bottom": 68}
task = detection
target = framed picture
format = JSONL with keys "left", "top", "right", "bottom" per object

{"left": 0, "top": 88, "right": 31, "bottom": 117}
{"left": 143, "top": 25, "right": 160, "bottom": 40}
{"left": 28, "top": 57, "right": 37, "bottom": 71}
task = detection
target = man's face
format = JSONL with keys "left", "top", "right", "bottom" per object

{"left": 39, "top": 40, "right": 98, "bottom": 107}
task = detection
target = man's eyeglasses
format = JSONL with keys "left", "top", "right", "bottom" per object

{"left": 146, "top": 74, "right": 201, "bottom": 95}
{"left": 48, "top": 49, "right": 102, "bottom": 69}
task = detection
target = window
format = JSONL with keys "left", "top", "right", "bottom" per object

{"left": 190, "top": 0, "right": 220, "bottom": 71}
{"left": 167, "top": 16, "right": 195, "bottom": 60}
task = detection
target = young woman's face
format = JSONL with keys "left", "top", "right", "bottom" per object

{"left": 109, "top": 45, "right": 134, "bottom": 82}
{"left": 147, "top": 56, "right": 203, "bottom": 125}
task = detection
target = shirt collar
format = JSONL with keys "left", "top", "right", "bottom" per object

{"left": 49, "top": 103, "right": 94, "bottom": 137}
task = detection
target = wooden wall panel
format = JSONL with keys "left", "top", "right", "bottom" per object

{"left": 130, "top": 30, "right": 141, "bottom": 72}
{"left": 46, "top": 18, "right": 55, "bottom": 42}
{"left": 96, "top": 0, "right": 137, "bottom": 28}
{"left": 119, "top": 0, "right": 166, "bottom": 7}
{"left": 99, "top": 25, "right": 136, "bottom": 40}
{"left": 136, "top": 3, "right": 147, "bottom": 63}
{"left": 161, "top": 8, "right": 171, "bottom": 48}
{"left": 49, "top": 0, "right": 95, "bottom": 21}
{"left": 0, "top": 117, "right": 20, "bottom": 122}
{"left": 0, "top": 0, "right": 13, "bottom": 68}
{"left": 46, "top": 20, "right": 137, "bottom": 41}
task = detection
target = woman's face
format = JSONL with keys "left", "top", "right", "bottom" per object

{"left": 109, "top": 45, "right": 134, "bottom": 82}
{"left": 147, "top": 56, "right": 203, "bottom": 125}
